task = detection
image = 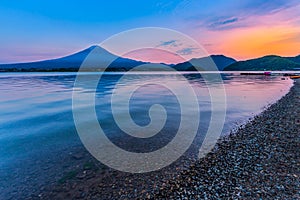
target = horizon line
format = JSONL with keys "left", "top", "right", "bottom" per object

{"left": 1, "top": 44, "right": 299, "bottom": 65}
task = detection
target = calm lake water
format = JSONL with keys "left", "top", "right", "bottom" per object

{"left": 0, "top": 72, "right": 293, "bottom": 199}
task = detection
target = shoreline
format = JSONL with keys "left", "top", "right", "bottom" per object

{"left": 38, "top": 79, "right": 299, "bottom": 199}
{"left": 155, "top": 79, "right": 300, "bottom": 199}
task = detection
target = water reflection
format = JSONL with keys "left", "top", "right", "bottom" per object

{"left": 0, "top": 72, "right": 293, "bottom": 199}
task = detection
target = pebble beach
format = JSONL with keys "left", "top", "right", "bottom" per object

{"left": 155, "top": 79, "right": 300, "bottom": 199}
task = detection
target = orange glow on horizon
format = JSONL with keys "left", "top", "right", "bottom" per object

{"left": 123, "top": 25, "right": 300, "bottom": 63}
{"left": 218, "top": 25, "right": 300, "bottom": 60}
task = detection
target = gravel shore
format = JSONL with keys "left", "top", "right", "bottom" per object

{"left": 39, "top": 79, "right": 299, "bottom": 199}
{"left": 155, "top": 79, "right": 300, "bottom": 199}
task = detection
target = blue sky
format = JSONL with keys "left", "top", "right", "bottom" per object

{"left": 0, "top": 0, "right": 300, "bottom": 63}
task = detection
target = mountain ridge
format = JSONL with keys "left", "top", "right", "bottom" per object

{"left": 174, "top": 55, "right": 237, "bottom": 71}
{"left": 0, "top": 45, "right": 148, "bottom": 71}
{"left": 224, "top": 55, "right": 300, "bottom": 71}
{"left": 0, "top": 46, "right": 299, "bottom": 71}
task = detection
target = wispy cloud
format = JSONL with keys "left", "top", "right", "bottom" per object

{"left": 176, "top": 47, "right": 198, "bottom": 55}
{"left": 215, "top": 18, "right": 238, "bottom": 26}
{"left": 207, "top": 17, "right": 240, "bottom": 30}
{"left": 157, "top": 40, "right": 180, "bottom": 47}
{"left": 155, "top": 39, "right": 201, "bottom": 59}
{"left": 241, "top": 0, "right": 298, "bottom": 15}
{"left": 266, "top": 31, "right": 300, "bottom": 44}
{"left": 182, "top": 0, "right": 300, "bottom": 31}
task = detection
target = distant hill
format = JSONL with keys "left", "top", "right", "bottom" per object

{"left": 0, "top": 46, "right": 149, "bottom": 72}
{"left": 286, "top": 55, "right": 300, "bottom": 64}
{"left": 174, "top": 55, "right": 236, "bottom": 71}
{"left": 224, "top": 55, "right": 300, "bottom": 71}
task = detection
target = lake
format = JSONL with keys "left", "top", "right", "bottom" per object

{"left": 0, "top": 72, "right": 293, "bottom": 199}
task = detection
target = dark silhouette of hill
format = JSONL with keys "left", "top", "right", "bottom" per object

{"left": 286, "top": 55, "right": 300, "bottom": 64}
{"left": 224, "top": 55, "right": 300, "bottom": 71}
{"left": 174, "top": 55, "right": 236, "bottom": 71}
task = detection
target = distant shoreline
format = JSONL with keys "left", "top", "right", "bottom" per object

{"left": 0, "top": 70, "right": 299, "bottom": 73}
{"left": 0, "top": 46, "right": 299, "bottom": 72}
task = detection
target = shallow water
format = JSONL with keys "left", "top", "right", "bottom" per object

{"left": 0, "top": 72, "right": 293, "bottom": 198}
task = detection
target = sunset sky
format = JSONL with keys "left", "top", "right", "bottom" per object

{"left": 0, "top": 0, "right": 300, "bottom": 64}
